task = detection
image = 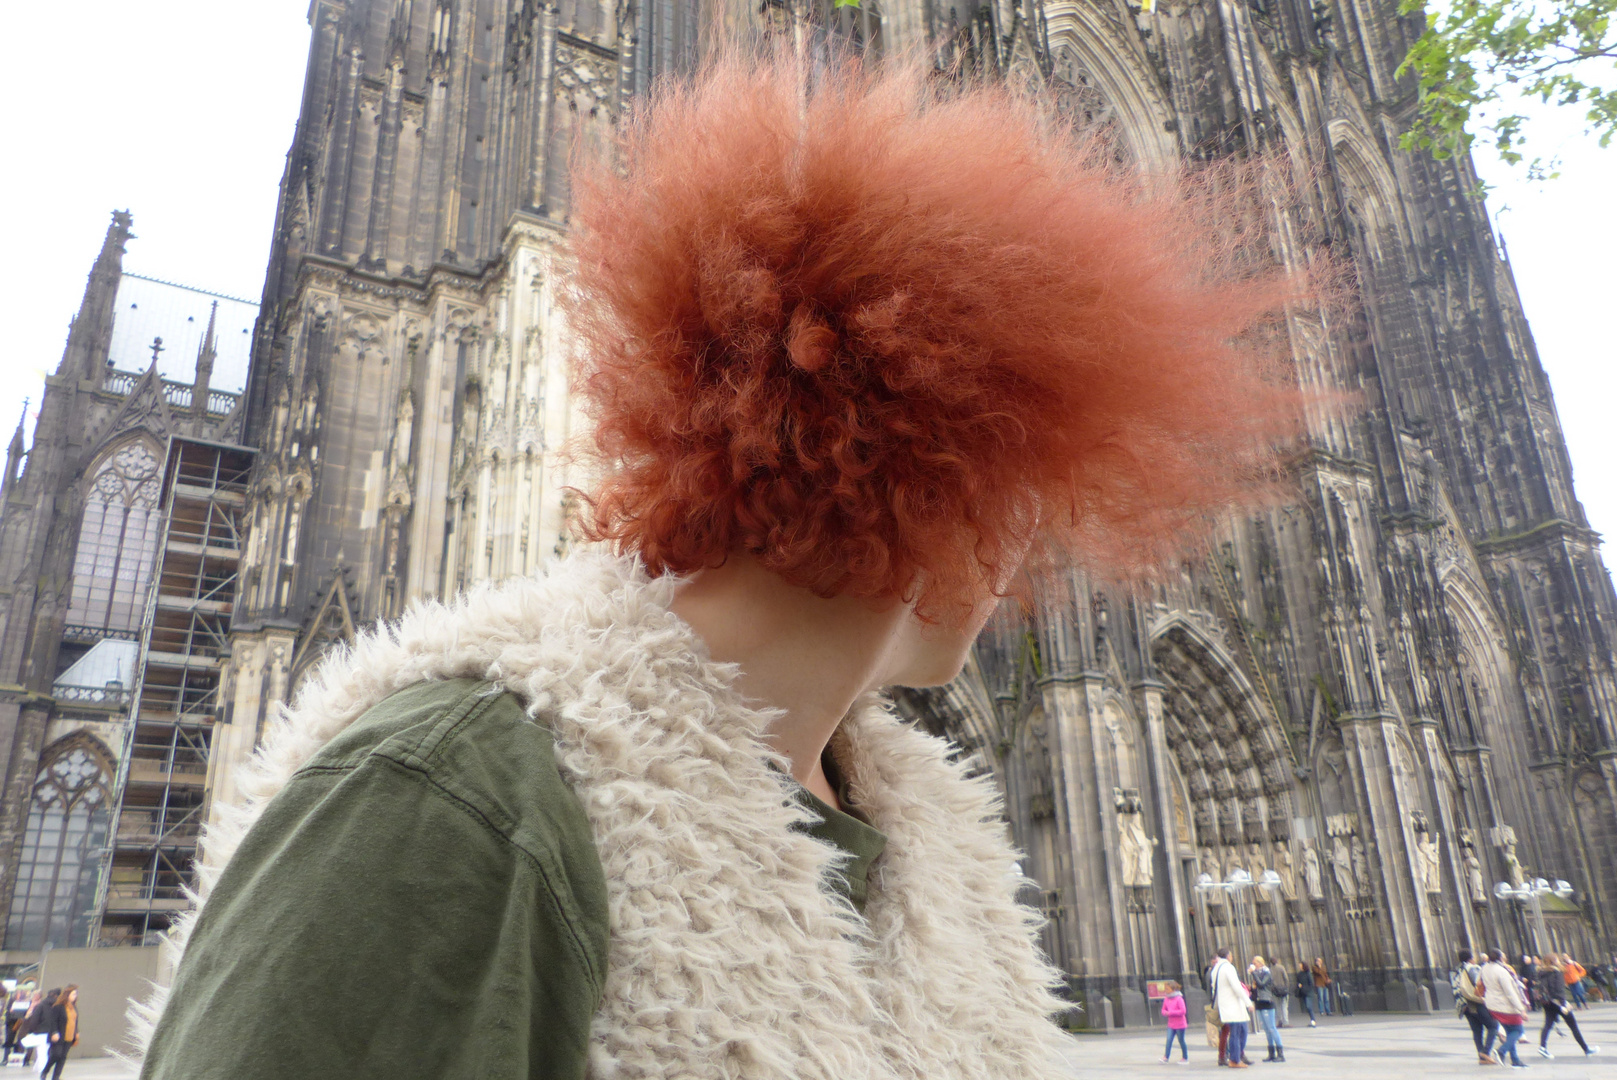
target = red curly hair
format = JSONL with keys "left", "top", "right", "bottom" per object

{"left": 566, "top": 51, "right": 1311, "bottom": 621}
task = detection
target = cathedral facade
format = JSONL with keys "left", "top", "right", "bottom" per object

{"left": 1, "top": 0, "right": 1615, "bottom": 1026}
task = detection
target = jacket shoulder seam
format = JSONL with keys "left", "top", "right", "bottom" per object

{"left": 294, "top": 753, "right": 605, "bottom": 996}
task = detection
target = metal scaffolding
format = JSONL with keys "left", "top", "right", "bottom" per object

{"left": 93, "top": 438, "right": 254, "bottom": 946}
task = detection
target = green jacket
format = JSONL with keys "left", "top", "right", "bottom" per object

{"left": 141, "top": 678, "right": 884, "bottom": 1080}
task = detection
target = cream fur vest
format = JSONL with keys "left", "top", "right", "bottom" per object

{"left": 131, "top": 552, "right": 1075, "bottom": 1079}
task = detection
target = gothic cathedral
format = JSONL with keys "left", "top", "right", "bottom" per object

{"left": 0, "top": 0, "right": 1613, "bottom": 1025}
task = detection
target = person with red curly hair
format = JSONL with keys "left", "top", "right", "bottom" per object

{"left": 137, "top": 50, "right": 1307, "bottom": 1080}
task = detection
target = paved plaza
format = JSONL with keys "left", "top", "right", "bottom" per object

{"left": 1074, "top": 1006, "right": 1617, "bottom": 1077}
{"left": 28, "top": 1005, "right": 1617, "bottom": 1077}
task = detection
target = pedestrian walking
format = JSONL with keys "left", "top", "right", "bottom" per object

{"left": 1203, "top": 956, "right": 1229, "bottom": 1065}
{"left": 1312, "top": 958, "right": 1333, "bottom": 1016}
{"left": 1249, "top": 956, "right": 1285, "bottom": 1062}
{"left": 1563, "top": 956, "right": 1589, "bottom": 1009}
{"left": 1295, "top": 962, "right": 1317, "bottom": 1026}
{"left": 1160, "top": 980, "right": 1190, "bottom": 1064}
{"left": 1275, "top": 963, "right": 1290, "bottom": 1028}
{"left": 1, "top": 985, "right": 28, "bottom": 1065}
{"left": 1480, "top": 948, "right": 1532, "bottom": 1068}
{"left": 1453, "top": 947, "right": 1499, "bottom": 1065}
{"left": 1520, "top": 956, "right": 1539, "bottom": 1011}
{"left": 15, "top": 991, "right": 53, "bottom": 1069}
{"left": 43, "top": 985, "right": 78, "bottom": 1080}
{"left": 1536, "top": 954, "right": 1598, "bottom": 1059}
{"left": 1211, "top": 948, "right": 1254, "bottom": 1069}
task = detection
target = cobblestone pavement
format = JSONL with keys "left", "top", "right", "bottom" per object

{"left": 35, "top": 1004, "right": 1617, "bottom": 1077}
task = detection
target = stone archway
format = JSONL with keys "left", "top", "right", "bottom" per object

{"left": 1151, "top": 617, "right": 1307, "bottom": 974}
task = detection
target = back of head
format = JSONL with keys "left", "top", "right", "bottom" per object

{"left": 1217, "top": 947, "right": 1232, "bottom": 960}
{"left": 567, "top": 49, "right": 1320, "bottom": 621}
{"left": 1489, "top": 948, "right": 1506, "bottom": 964}
{"left": 1458, "top": 947, "right": 1473, "bottom": 964}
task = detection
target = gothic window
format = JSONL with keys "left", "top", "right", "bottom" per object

{"left": 66, "top": 441, "right": 164, "bottom": 635}
{"left": 3, "top": 745, "right": 113, "bottom": 950}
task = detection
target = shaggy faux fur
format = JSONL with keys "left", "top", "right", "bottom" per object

{"left": 130, "top": 552, "right": 1076, "bottom": 1078}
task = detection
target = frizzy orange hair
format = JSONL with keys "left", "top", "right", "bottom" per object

{"left": 565, "top": 50, "right": 1311, "bottom": 621}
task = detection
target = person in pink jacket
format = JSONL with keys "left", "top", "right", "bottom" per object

{"left": 1162, "top": 981, "right": 1190, "bottom": 1063}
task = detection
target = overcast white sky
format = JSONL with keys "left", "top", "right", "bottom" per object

{"left": 0, "top": 4, "right": 1612, "bottom": 576}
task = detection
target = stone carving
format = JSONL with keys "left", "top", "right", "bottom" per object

{"left": 1301, "top": 841, "right": 1324, "bottom": 901}
{"left": 1492, "top": 824, "right": 1528, "bottom": 887}
{"left": 1462, "top": 846, "right": 1487, "bottom": 904}
{"left": 1351, "top": 836, "right": 1372, "bottom": 900}
{"left": 1273, "top": 841, "right": 1298, "bottom": 901}
{"left": 1114, "top": 789, "right": 1155, "bottom": 887}
{"left": 1247, "top": 841, "right": 1268, "bottom": 884}
{"left": 1412, "top": 815, "right": 1443, "bottom": 894}
{"left": 1417, "top": 831, "right": 1442, "bottom": 893}
{"left": 1330, "top": 833, "right": 1357, "bottom": 899}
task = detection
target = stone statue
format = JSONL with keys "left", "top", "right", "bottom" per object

{"left": 1416, "top": 829, "right": 1443, "bottom": 893}
{"left": 1273, "top": 841, "right": 1298, "bottom": 901}
{"left": 1330, "top": 833, "right": 1357, "bottom": 899}
{"left": 1247, "top": 841, "right": 1268, "bottom": 883}
{"left": 1500, "top": 837, "right": 1528, "bottom": 888}
{"left": 1225, "top": 846, "right": 1246, "bottom": 881}
{"left": 1351, "top": 836, "right": 1372, "bottom": 899}
{"left": 1463, "top": 847, "right": 1488, "bottom": 904}
{"left": 1302, "top": 841, "right": 1324, "bottom": 901}
{"left": 1118, "top": 810, "right": 1156, "bottom": 887}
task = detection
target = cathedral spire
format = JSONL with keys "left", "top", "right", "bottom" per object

{"left": 2, "top": 401, "right": 27, "bottom": 501}
{"left": 57, "top": 210, "right": 133, "bottom": 380}
{"left": 193, "top": 300, "right": 218, "bottom": 418}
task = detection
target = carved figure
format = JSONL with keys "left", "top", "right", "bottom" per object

{"left": 1273, "top": 841, "right": 1298, "bottom": 901}
{"left": 1463, "top": 847, "right": 1488, "bottom": 904}
{"left": 1330, "top": 834, "right": 1358, "bottom": 899}
{"left": 1416, "top": 830, "right": 1443, "bottom": 893}
{"left": 1351, "top": 836, "right": 1372, "bottom": 899}
{"left": 1501, "top": 842, "right": 1527, "bottom": 888}
{"left": 1302, "top": 841, "right": 1324, "bottom": 901}
{"left": 1117, "top": 810, "right": 1156, "bottom": 887}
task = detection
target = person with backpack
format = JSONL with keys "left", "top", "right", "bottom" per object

{"left": 1160, "top": 981, "right": 1190, "bottom": 1064}
{"left": 1536, "top": 953, "right": 1597, "bottom": 1059}
{"left": 1454, "top": 947, "right": 1499, "bottom": 1065}
{"left": 1249, "top": 956, "right": 1285, "bottom": 1063}
{"left": 1295, "top": 962, "right": 1317, "bottom": 1026}
{"left": 1480, "top": 949, "right": 1532, "bottom": 1068}
{"left": 14, "top": 990, "right": 54, "bottom": 1069}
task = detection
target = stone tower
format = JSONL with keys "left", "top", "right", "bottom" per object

{"left": 1, "top": 0, "right": 1612, "bottom": 1020}
{"left": 0, "top": 212, "right": 257, "bottom": 952}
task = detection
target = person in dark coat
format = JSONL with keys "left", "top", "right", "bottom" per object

{"left": 43, "top": 985, "right": 78, "bottom": 1080}
{"left": 1536, "top": 954, "right": 1597, "bottom": 1059}
{"left": 1295, "top": 962, "right": 1317, "bottom": 1026}
{"left": 16, "top": 990, "right": 55, "bottom": 1068}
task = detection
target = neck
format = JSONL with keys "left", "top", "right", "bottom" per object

{"left": 668, "top": 553, "right": 911, "bottom": 807}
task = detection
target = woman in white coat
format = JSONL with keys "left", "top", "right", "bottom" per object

{"left": 1479, "top": 948, "right": 1532, "bottom": 1068}
{"left": 1211, "top": 947, "right": 1255, "bottom": 1068}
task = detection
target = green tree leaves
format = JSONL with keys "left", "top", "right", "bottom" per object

{"left": 1397, "top": 0, "right": 1617, "bottom": 177}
